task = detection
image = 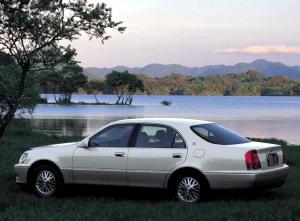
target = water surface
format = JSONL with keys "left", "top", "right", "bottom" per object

{"left": 19, "top": 95, "right": 300, "bottom": 144}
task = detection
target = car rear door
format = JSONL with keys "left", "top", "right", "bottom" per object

{"left": 127, "top": 124, "right": 187, "bottom": 188}
{"left": 72, "top": 124, "right": 135, "bottom": 186}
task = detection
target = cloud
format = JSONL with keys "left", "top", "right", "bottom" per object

{"left": 215, "top": 45, "right": 300, "bottom": 54}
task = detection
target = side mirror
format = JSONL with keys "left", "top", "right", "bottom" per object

{"left": 78, "top": 138, "right": 89, "bottom": 148}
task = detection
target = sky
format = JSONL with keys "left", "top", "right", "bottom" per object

{"left": 71, "top": 0, "right": 300, "bottom": 68}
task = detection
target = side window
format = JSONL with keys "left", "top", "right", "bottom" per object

{"left": 135, "top": 124, "right": 185, "bottom": 148}
{"left": 89, "top": 124, "right": 134, "bottom": 147}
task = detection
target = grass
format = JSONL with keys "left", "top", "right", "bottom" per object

{"left": 0, "top": 122, "right": 300, "bottom": 221}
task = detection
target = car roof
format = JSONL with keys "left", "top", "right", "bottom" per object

{"left": 113, "top": 118, "right": 214, "bottom": 126}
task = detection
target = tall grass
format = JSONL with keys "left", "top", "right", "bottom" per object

{"left": 0, "top": 123, "right": 299, "bottom": 221}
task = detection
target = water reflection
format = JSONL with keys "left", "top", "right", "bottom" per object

{"left": 17, "top": 95, "right": 300, "bottom": 144}
{"left": 16, "top": 117, "right": 300, "bottom": 144}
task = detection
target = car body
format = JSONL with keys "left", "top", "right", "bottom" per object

{"left": 15, "top": 118, "right": 289, "bottom": 202}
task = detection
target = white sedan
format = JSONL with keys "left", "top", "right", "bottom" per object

{"left": 15, "top": 118, "right": 289, "bottom": 203}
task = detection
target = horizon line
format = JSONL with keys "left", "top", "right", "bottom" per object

{"left": 82, "top": 59, "right": 293, "bottom": 69}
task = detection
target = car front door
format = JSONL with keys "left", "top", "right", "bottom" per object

{"left": 72, "top": 124, "right": 135, "bottom": 186}
{"left": 127, "top": 124, "right": 187, "bottom": 188}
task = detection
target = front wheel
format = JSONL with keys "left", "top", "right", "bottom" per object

{"left": 29, "top": 165, "right": 63, "bottom": 198}
{"left": 173, "top": 173, "right": 209, "bottom": 203}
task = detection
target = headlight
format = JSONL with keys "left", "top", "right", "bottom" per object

{"left": 19, "top": 153, "right": 28, "bottom": 164}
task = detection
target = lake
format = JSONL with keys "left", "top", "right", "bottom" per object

{"left": 18, "top": 95, "right": 300, "bottom": 144}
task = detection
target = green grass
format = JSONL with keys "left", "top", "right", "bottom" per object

{"left": 0, "top": 123, "right": 300, "bottom": 221}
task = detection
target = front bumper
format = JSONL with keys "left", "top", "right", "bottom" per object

{"left": 14, "top": 164, "right": 30, "bottom": 184}
{"left": 205, "top": 164, "right": 289, "bottom": 189}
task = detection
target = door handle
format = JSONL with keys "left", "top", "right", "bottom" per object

{"left": 172, "top": 153, "right": 182, "bottom": 158}
{"left": 115, "top": 152, "right": 125, "bottom": 157}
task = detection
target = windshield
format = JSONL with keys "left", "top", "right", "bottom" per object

{"left": 191, "top": 123, "right": 250, "bottom": 145}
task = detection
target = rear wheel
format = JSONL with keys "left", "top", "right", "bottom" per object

{"left": 29, "top": 165, "right": 63, "bottom": 198}
{"left": 172, "top": 172, "right": 209, "bottom": 203}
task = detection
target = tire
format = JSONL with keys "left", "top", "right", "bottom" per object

{"left": 29, "top": 165, "right": 63, "bottom": 198}
{"left": 172, "top": 172, "right": 209, "bottom": 203}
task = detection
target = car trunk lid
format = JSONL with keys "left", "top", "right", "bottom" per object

{"left": 233, "top": 141, "right": 284, "bottom": 169}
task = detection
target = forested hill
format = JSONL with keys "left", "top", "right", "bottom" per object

{"left": 138, "top": 71, "right": 300, "bottom": 96}
{"left": 84, "top": 59, "right": 300, "bottom": 80}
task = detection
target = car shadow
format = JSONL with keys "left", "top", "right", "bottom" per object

{"left": 61, "top": 184, "right": 171, "bottom": 202}
{"left": 59, "top": 184, "right": 283, "bottom": 202}
{"left": 209, "top": 188, "right": 283, "bottom": 201}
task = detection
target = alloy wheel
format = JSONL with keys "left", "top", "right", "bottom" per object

{"left": 177, "top": 176, "right": 201, "bottom": 203}
{"left": 35, "top": 170, "right": 56, "bottom": 196}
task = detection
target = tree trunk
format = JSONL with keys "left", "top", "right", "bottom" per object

{"left": 93, "top": 94, "right": 100, "bottom": 103}
{"left": 0, "top": 65, "right": 29, "bottom": 139}
{"left": 121, "top": 95, "right": 125, "bottom": 105}
{"left": 124, "top": 95, "right": 129, "bottom": 105}
{"left": 116, "top": 95, "right": 121, "bottom": 104}
{"left": 53, "top": 91, "right": 58, "bottom": 103}
{"left": 0, "top": 107, "right": 17, "bottom": 138}
{"left": 68, "top": 93, "right": 72, "bottom": 103}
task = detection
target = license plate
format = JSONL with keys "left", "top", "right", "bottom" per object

{"left": 267, "top": 153, "right": 279, "bottom": 167}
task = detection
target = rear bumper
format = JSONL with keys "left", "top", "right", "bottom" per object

{"left": 14, "top": 164, "right": 29, "bottom": 184}
{"left": 205, "top": 164, "right": 289, "bottom": 189}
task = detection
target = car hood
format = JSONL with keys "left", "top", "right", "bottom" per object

{"left": 31, "top": 142, "right": 78, "bottom": 150}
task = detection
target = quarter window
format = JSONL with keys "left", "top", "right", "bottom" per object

{"left": 135, "top": 124, "right": 185, "bottom": 148}
{"left": 89, "top": 124, "right": 135, "bottom": 147}
{"left": 173, "top": 133, "right": 186, "bottom": 148}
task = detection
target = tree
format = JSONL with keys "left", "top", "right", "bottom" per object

{"left": 126, "top": 75, "right": 144, "bottom": 104}
{"left": 40, "top": 65, "right": 87, "bottom": 103}
{"left": 84, "top": 80, "right": 104, "bottom": 103}
{"left": 39, "top": 69, "right": 63, "bottom": 102}
{"left": 105, "top": 71, "right": 144, "bottom": 105}
{"left": 0, "top": 65, "right": 41, "bottom": 120}
{"left": 57, "top": 65, "right": 87, "bottom": 103}
{"left": 0, "top": 0, "right": 125, "bottom": 138}
{"left": 292, "top": 83, "right": 300, "bottom": 96}
{"left": 224, "top": 84, "right": 238, "bottom": 96}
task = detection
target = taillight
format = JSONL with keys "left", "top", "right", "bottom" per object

{"left": 245, "top": 150, "right": 261, "bottom": 170}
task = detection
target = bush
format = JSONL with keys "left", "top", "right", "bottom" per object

{"left": 161, "top": 100, "right": 172, "bottom": 106}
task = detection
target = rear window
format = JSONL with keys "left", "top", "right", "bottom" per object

{"left": 191, "top": 123, "right": 250, "bottom": 145}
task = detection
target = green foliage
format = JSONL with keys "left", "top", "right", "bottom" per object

{"left": 292, "top": 83, "right": 300, "bottom": 95}
{"left": 59, "top": 65, "right": 87, "bottom": 103}
{"left": 40, "top": 65, "right": 87, "bottom": 103}
{"left": 0, "top": 124, "right": 300, "bottom": 220}
{"left": 0, "top": 0, "right": 125, "bottom": 138}
{"left": 139, "top": 71, "right": 300, "bottom": 96}
{"left": 84, "top": 80, "right": 104, "bottom": 103}
{"left": 0, "top": 65, "right": 41, "bottom": 116}
{"left": 39, "top": 69, "right": 62, "bottom": 100}
{"left": 0, "top": 0, "right": 125, "bottom": 70}
{"left": 105, "top": 71, "right": 144, "bottom": 105}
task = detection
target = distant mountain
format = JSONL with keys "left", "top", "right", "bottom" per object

{"left": 84, "top": 59, "right": 300, "bottom": 80}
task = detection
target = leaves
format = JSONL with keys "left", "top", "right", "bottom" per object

{"left": 0, "top": 0, "right": 126, "bottom": 69}
{"left": 41, "top": 64, "right": 87, "bottom": 103}
{"left": 105, "top": 71, "right": 144, "bottom": 104}
{"left": 0, "top": 64, "right": 41, "bottom": 117}
{"left": 139, "top": 71, "right": 300, "bottom": 96}
{"left": 0, "top": 0, "right": 125, "bottom": 137}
